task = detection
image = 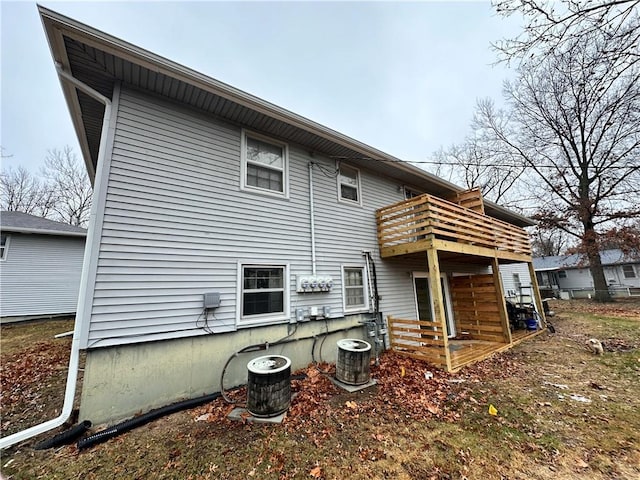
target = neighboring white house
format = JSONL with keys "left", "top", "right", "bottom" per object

{"left": 38, "top": 7, "right": 539, "bottom": 425}
{"left": 0, "top": 211, "right": 86, "bottom": 321}
{"left": 533, "top": 249, "right": 640, "bottom": 299}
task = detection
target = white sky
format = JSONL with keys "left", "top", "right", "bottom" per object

{"left": 1, "top": 1, "right": 521, "bottom": 173}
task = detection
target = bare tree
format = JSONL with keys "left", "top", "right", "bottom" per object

{"left": 493, "top": 0, "right": 640, "bottom": 66}
{"left": 1, "top": 146, "right": 92, "bottom": 227}
{"left": 0, "top": 166, "right": 55, "bottom": 216}
{"left": 476, "top": 27, "right": 640, "bottom": 302}
{"left": 530, "top": 227, "right": 570, "bottom": 257}
{"left": 42, "top": 147, "right": 92, "bottom": 227}
{"left": 431, "top": 124, "right": 527, "bottom": 209}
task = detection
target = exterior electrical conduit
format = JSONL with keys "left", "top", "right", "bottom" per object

{"left": 309, "top": 162, "right": 317, "bottom": 276}
{"left": 0, "top": 66, "right": 112, "bottom": 450}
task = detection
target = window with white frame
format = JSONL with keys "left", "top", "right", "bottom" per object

{"left": 558, "top": 270, "right": 567, "bottom": 278}
{"left": 0, "top": 234, "right": 9, "bottom": 261}
{"left": 342, "top": 266, "right": 368, "bottom": 312}
{"left": 239, "top": 265, "right": 287, "bottom": 325}
{"left": 242, "top": 131, "right": 288, "bottom": 196}
{"left": 622, "top": 264, "right": 636, "bottom": 279}
{"left": 338, "top": 165, "right": 361, "bottom": 204}
{"left": 512, "top": 273, "right": 521, "bottom": 290}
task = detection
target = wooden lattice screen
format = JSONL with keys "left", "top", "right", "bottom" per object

{"left": 387, "top": 316, "right": 448, "bottom": 368}
{"left": 450, "top": 274, "right": 509, "bottom": 343}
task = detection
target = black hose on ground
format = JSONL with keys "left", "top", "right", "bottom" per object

{"left": 77, "top": 392, "right": 221, "bottom": 450}
{"left": 33, "top": 420, "right": 92, "bottom": 450}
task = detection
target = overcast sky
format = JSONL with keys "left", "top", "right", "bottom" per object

{"left": 1, "top": 1, "right": 521, "bottom": 174}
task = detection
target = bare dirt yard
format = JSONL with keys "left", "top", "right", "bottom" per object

{"left": 2, "top": 299, "right": 639, "bottom": 479}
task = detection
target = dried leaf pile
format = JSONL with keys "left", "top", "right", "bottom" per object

{"left": 194, "top": 352, "right": 474, "bottom": 428}
{"left": 1, "top": 339, "right": 71, "bottom": 435}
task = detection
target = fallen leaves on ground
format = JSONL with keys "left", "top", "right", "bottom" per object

{"left": 0, "top": 339, "right": 71, "bottom": 435}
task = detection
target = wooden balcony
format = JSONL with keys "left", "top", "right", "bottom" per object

{"left": 376, "top": 193, "right": 532, "bottom": 262}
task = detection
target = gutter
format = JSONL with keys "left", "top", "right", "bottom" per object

{"left": 1, "top": 228, "right": 86, "bottom": 237}
{"left": 0, "top": 66, "right": 111, "bottom": 450}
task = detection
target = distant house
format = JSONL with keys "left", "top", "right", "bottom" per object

{"left": 0, "top": 211, "right": 86, "bottom": 320}
{"left": 534, "top": 249, "right": 640, "bottom": 299}
{"left": 39, "top": 7, "right": 544, "bottom": 425}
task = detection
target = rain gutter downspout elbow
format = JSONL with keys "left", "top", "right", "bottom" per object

{"left": 0, "top": 66, "right": 112, "bottom": 450}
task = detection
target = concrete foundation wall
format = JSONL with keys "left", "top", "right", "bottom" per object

{"left": 79, "top": 316, "right": 367, "bottom": 424}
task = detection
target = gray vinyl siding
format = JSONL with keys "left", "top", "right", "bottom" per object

{"left": 0, "top": 233, "right": 85, "bottom": 318}
{"left": 85, "top": 87, "right": 455, "bottom": 346}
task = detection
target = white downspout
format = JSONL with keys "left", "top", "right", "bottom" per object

{"left": 309, "top": 163, "right": 317, "bottom": 276}
{"left": 0, "top": 66, "right": 112, "bottom": 450}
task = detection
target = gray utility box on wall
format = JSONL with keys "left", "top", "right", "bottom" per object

{"left": 203, "top": 292, "right": 221, "bottom": 309}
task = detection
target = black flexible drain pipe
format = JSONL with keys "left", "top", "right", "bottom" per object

{"left": 33, "top": 420, "right": 92, "bottom": 450}
{"left": 77, "top": 392, "right": 221, "bottom": 450}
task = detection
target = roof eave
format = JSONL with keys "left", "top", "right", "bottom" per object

{"left": 2, "top": 227, "right": 87, "bottom": 237}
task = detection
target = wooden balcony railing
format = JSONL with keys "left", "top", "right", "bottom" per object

{"left": 376, "top": 194, "right": 532, "bottom": 259}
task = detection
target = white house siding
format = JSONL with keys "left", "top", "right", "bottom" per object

{"left": 558, "top": 268, "right": 592, "bottom": 290}
{"left": 499, "top": 263, "right": 533, "bottom": 297}
{"left": 0, "top": 233, "right": 85, "bottom": 318}
{"left": 605, "top": 265, "right": 640, "bottom": 289}
{"left": 85, "top": 87, "right": 426, "bottom": 348}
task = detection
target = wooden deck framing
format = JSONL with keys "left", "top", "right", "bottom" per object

{"left": 379, "top": 190, "right": 546, "bottom": 372}
{"left": 376, "top": 193, "right": 532, "bottom": 261}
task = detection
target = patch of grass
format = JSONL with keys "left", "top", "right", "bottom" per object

{"left": 1, "top": 318, "right": 75, "bottom": 356}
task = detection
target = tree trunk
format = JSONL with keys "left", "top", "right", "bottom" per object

{"left": 583, "top": 227, "right": 612, "bottom": 303}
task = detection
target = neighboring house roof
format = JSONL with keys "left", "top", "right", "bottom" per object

{"left": 39, "top": 6, "right": 534, "bottom": 228}
{"left": 0, "top": 211, "right": 87, "bottom": 237}
{"left": 533, "top": 249, "right": 639, "bottom": 271}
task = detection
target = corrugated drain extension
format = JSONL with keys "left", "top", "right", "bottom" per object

{"left": 77, "top": 392, "right": 221, "bottom": 450}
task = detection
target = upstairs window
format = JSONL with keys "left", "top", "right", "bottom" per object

{"left": 0, "top": 234, "right": 9, "bottom": 260}
{"left": 558, "top": 270, "right": 567, "bottom": 278}
{"left": 622, "top": 264, "right": 636, "bottom": 279}
{"left": 241, "top": 131, "right": 288, "bottom": 197}
{"left": 338, "top": 165, "right": 361, "bottom": 204}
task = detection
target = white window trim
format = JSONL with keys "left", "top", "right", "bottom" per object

{"left": 240, "top": 129, "right": 289, "bottom": 199}
{"left": 622, "top": 264, "right": 636, "bottom": 279}
{"left": 0, "top": 233, "right": 10, "bottom": 261}
{"left": 336, "top": 164, "right": 363, "bottom": 206}
{"left": 236, "top": 262, "right": 290, "bottom": 328}
{"left": 341, "top": 264, "right": 369, "bottom": 313}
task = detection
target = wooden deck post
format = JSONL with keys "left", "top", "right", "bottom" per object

{"left": 491, "top": 257, "right": 512, "bottom": 345}
{"left": 527, "top": 262, "right": 546, "bottom": 325}
{"left": 426, "top": 240, "right": 452, "bottom": 372}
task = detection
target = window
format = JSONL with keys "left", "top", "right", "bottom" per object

{"left": 0, "top": 234, "right": 9, "bottom": 261}
{"left": 338, "top": 165, "right": 361, "bottom": 204}
{"left": 342, "top": 266, "right": 368, "bottom": 312}
{"left": 558, "top": 270, "right": 567, "bottom": 278}
{"left": 512, "top": 273, "right": 521, "bottom": 290}
{"left": 404, "top": 187, "right": 422, "bottom": 199}
{"left": 622, "top": 265, "right": 636, "bottom": 279}
{"left": 241, "top": 131, "right": 288, "bottom": 196}
{"left": 238, "top": 264, "right": 288, "bottom": 326}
